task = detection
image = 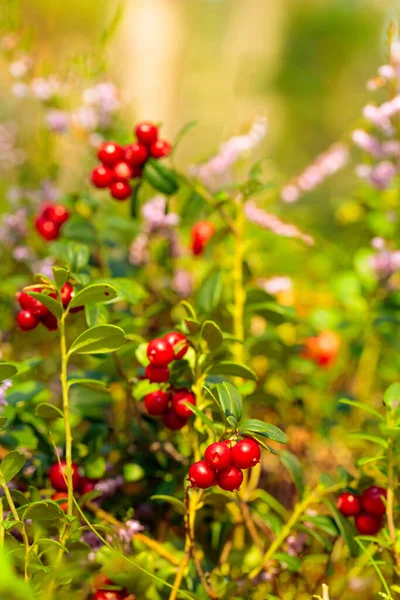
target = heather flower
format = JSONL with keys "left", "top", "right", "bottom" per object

{"left": 371, "top": 237, "right": 385, "bottom": 250}
{"left": 356, "top": 161, "right": 396, "bottom": 190}
{"left": 32, "top": 257, "right": 54, "bottom": 279}
{"left": 12, "top": 82, "right": 29, "bottom": 98}
{"left": 172, "top": 269, "right": 193, "bottom": 298}
{"left": 117, "top": 519, "right": 144, "bottom": 551}
{"left": 9, "top": 56, "right": 32, "bottom": 79}
{"left": 71, "top": 106, "right": 98, "bottom": 131}
{"left": 244, "top": 200, "right": 314, "bottom": 245}
{"left": 45, "top": 109, "right": 69, "bottom": 133}
{"left": 0, "top": 121, "right": 26, "bottom": 170}
{"left": 94, "top": 475, "right": 124, "bottom": 498}
{"left": 258, "top": 276, "right": 293, "bottom": 295}
{"left": 0, "top": 208, "right": 28, "bottom": 245}
{"left": 0, "top": 379, "right": 12, "bottom": 410}
{"left": 30, "top": 76, "right": 60, "bottom": 100}
{"left": 370, "top": 250, "right": 400, "bottom": 279}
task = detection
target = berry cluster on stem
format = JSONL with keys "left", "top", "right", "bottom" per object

{"left": 337, "top": 485, "right": 387, "bottom": 534}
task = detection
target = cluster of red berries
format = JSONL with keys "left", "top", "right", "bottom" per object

{"left": 16, "top": 282, "right": 80, "bottom": 332}
{"left": 93, "top": 575, "right": 129, "bottom": 600}
{"left": 191, "top": 221, "right": 215, "bottom": 256}
{"left": 145, "top": 331, "right": 188, "bottom": 384}
{"left": 302, "top": 331, "right": 340, "bottom": 367}
{"left": 91, "top": 122, "right": 172, "bottom": 201}
{"left": 188, "top": 438, "right": 261, "bottom": 492}
{"left": 337, "top": 486, "right": 387, "bottom": 535}
{"left": 49, "top": 460, "right": 97, "bottom": 512}
{"left": 34, "top": 203, "right": 70, "bottom": 241}
{"left": 144, "top": 387, "right": 196, "bottom": 431}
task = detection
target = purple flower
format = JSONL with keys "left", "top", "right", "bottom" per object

{"left": 258, "top": 276, "right": 293, "bottom": 295}
{"left": 172, "top": 269, "right": 193, "bottom": 298}
{"left": 45, "top": 109, "right": 69, "bottom": 133}
{"left": 30, "top": 77, "right": 59, "bottom": 100}
{"left": 0, "top": 379, "right": 12, "bottom": 410}
{"left": 244, "top": 200, "right": 314, "bottom": 245}
{"left": 356, "top": 161, "right": 397, "bottom": 190}
{"left": 94, "top": 475, "right": 124, "bottom": 498}
{"left": 370, "top": 250, "right": 400, "bottom": 279}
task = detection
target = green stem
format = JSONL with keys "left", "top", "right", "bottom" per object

{"left": 59, "top": 314, "right": 73, "bottom": 516}
{"left": 386, "top": 409, "right": 400, "bottom": 571}
{"left": 233, "top": 196, "right": 245, "bottom": 364}
{"left": 2, "top": 483, "right": 30, "bottom": 581}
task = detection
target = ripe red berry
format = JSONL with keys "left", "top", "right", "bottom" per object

{"left": 42, "top": 312, "right": 58, "bottom": 331}
{"left": 145, "top": 364, "right": 170, "bottom": 383}
{"left": 17, "top": 310, "right": 38, "bottom": 331}
{"left": 171, "top": 389, "right": 196, "bottom": 419}
{"left": 45, "top": 204, "right": 70, "bottom": 226}
{"left": 94, "top": 591, "right": 124, "bottom": 600}
{"left": 49, "top": 460, "right": 80, "bottom": 492}
{"left": 52, "top": 491, "right": 68, "bottom": 512}
{"left": 162, "top": 409, "right": 188, "bottom": 431}
{"left": 98, "top": 142, "right": 124, "bottom": 167}
{"left": 112, "top": 161, "right": 134, "bottom": 182}
{"left": 163, "top": 331, "right": 188, "bottom": 360}
{"left": 18, "top": 291, "right": 34, "bottom": 310}
{"left": 29, "top": 290, "right": 51, "bottom": 320}
{"left": 204, "top": 442, "right": 232, "bottom": 470}
{"left": 147, "top": 338, "right": 175, "bottom": 366}
{"left": 303, "top": 331, "right": 340, "bottom": 367}
{"left": 191, "top": 221, "right": 215, "bottom": 256}
{"left": 35, "top": 217, "right": 60, "bottom": 241}
{"left": 80, "top": 477, "right": 97, "bottom": 495}
{"left": 150, "top": 139, "right": 171, "bottom": 159}
{"left": 135, "top": 122, "right": 158, "bottom": 146}
{"left": 337, "top": 492, "right": 361, "bottom": 517}
{"left": 91, "top": 165, "right": 114, "bottom": 188}
{"left": 217, "top": 466, "right": 243, "bottom": 491}
{"left": 60, "top": 282, "right": 74, "bottom": 308}
{"left": 231, "top": 438, "right": 261, "bottom": 469}
{"left": 361, "top": 486, "right": 387, "bottom": 516}
{"left": 110, "top": 181, "right": 131, "bottom": 201}
{"left": 188, "top": 460, "right": 216, "bottom": 489}
{"left": 125, "top": 142, "right": 148, "bottom": 166}
{"left": 144, "top": 390, "right": 170, "bottom": 415}
{"left": 355, "top": 513, "right": 382, "bottom": 535}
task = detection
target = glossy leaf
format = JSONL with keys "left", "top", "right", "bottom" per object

{"left": 239, "top": 419, "right": 287, "bottom": 444}
{"left": 151, "top": 495, "right": 185, "bottom": 514}
{"left": 201, "top": 320, "right": 223, "bottom": 351}
{"left": 197, "top": 270, "right": 223, "bottom": 314}
{"left": 68, "top": 324, "right": 126, "bottom": 356}
{"left": 215, "top": 382, "right": 243, "bottom": 423}
{"left": 68, "top": 378, "right": 108, "bottom": 392}
{"left": 0, "top": 451, "right": 26, "bottom": 484}
{"left": 207, "top": 361, "right": 257, "bottom": 381}
{"left": 280, "top": 451, "right": 304, "bottom": 497}
{"left": 35, "top": 403, "right": 64, "bottom": 419}
{"left": 52, "top": 266, "right": 70, "bottom": 290}
{"left": 0, "top": 363, "right": 17, "bottom": 382}
{"left": 27, "top": 291, "right": 62, "bottom": 320}
{"left": 69, "top": 283, "right": 118, "bottom": 309}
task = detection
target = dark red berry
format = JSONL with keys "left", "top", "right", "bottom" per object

{"left": 217, "top": 466, "right": 243, "bottom": 491}
{"left": 150, "top": 139, "right": 171, "bottom": 159}
{"left": 94, "top": 591, "right": 124, "bottom": 600}
{"left": 17, "top": 310, "right": 38, "bottom": 331}
{"left": 361, "top": 486, "right": 387, "bottom": 517}
{"left": 188, "top": 460, "right": 216, "bottom": 489}
{"left": 45, "top": 204, "right": 69, "bottom": 226}
{"left": 204, "top": 442, "right": 232, "bottom": 470}
{"left": 337, "top": 492, "right": 361, "bottom": 517}
{"left": 52, "top": 491, "right": 68, "bottom": 512}
{"left": 60, "top": 282, "right": 74, "bottom": 308}
{"left": 79, "top": 477, "right": 97, "bottom": 495}
{"left": 163, "top": 331, "right": 188, "bottom": 360}
{"left": 135, "top": 122, "right": 158, "bottom": 146}
{"left": 144, "top": 390, "right": 170, "bottom": 415}
{"left": 145, "top": 364, "right": 170, "bottom": 383}
{"left": 29, "top": 289, "right": 51, "bottom": 320}
{"left": 147, "top": 338, "right": 175, "bottom": 366}
{"left": 112, "top": 161, "right": 133, "bottom": 182}
{"left": 98, "top": 142, "right": 124, "bottom": 167}
{"left": 191, "top": 221, "right": 215, "bottom": 256}
{"left": 355, "top": 513, "right": 382, "bottom": 535}
{"left": 162, "top": 410, "right": 188, "bottom": 431}
{"left": 35, "top": 217, "right": 60, "bottom": 241}
{"left": 49, "top": 460, "right": 80, "bottom": 492}
{"left": 131, "top": 165, "right": 143, "bottom": 179}
{"left": 231, "top": 438, "right": 261, "bottom": 469}
{"left": 42, "top": 312, "right": 58, "bottom": 331}
{"left": 110, "top": 181, "right": 131, "bottom": 201}
{"left": 91, "top": 165, "right": 114, "bottom": 188}
{"left": 171, "top": 389, "right": 196, "bottom": 419}
{"left": 125, "top": 142, "right": 148, "bottom": 166}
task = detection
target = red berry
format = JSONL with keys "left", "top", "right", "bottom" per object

{"left": 18, "top": 291, "right": 34, "bottom": 310}
{"left": 52, "top": 491, "right": 68, "bottom": 512}
{"left": 131, "top": 165, "right": 143, "bottom": 179}
{"left": 188, "top": 460, "right": 216, "bottom": 489}
{"left": 98, "top": 142, "right": 124, "bottom": 167}
{"left": 110, "top": 181, "right": 131, "bottom": 201}
{"left": 337, "top": 492, "right": 361, "bottom": 517}
{"left": 112, "top": 161, "right": 134, "bottom": 182}
{"left": 147, "top": 338, "right": 175, "bottom": 366}
{"left": 94, "top": 591, "right": 124, "bottom": 600}
{"left": 171, "top": 389, "right": 196, "bottom": 419}
{"left": 217, "top": 466, "right": 243, "bottom": 491}
{"left": 17, "top": 310, "right": 38, "bottom": 331}
{"left": 45, "top": 204, "right": 69, "bottom": 226}
{"left": 144, "top": 390, "right": 170, "bottom": 416}
{"left": 60, "top": 282, "right": 74, "bottom": 308}
{"left": 355, "top": 513, "right": 382, "bottom": 535}
{"left": 162, "top": 409, "right": 188, "bottom": 431}
{"left": 204, "top": 442, "right": 232, "bottom": 470}
{"left": 145, "top": 364, "right": 170, "bottom": 383}
{"left": 191, "top": 222, "right": 215, "bottom": 256}
{"left": 135, "top": 122, "right": 158, "bottom": 146}
{"left": 49, "top": 460, "right": 80, "bottom": 492}
{"left": 35, "top": 217, "right": 60, "bottom": 241}
{"left": 125, "top": 142, "right": 148, "bottom": 166}
{"left": 150, "top": 139, "right": 171, "bottom": 159}
{"left": 80, "top": 477, "right": 97, "bottom": 495}
{"left": 91, "top": 165, "right": 114, "bottom": 188}
{"left": 163, "top": 331, "right": 188, "bottom": 360}
{"left": 303, "top": 331, "right": 340, "bottom": 367}
{"left": 231, "top": 438, "right": 261, "bottom": 469}
{"left": 42, "top": 312, "right": 58, "bottom": 331}
{"left": 361, "top": 486, "right": 387, "bottom": 517}
{"left": 29, "top": 289, "right": 51, "bottom": 320}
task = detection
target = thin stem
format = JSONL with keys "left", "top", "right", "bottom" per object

{"left": 238, "top": 497, "right": 264, "bottom": 552}
{"left": 181, "top": 176, "right": 237, "bottom": 234}
{"left": 233, "top": 196, "right": 245, "bottom": 363}
{"left": 386, "top": 408, "right": 400, "bottom": 570}
{"left": 169, "top": 488, "right": 192, "bottom": 600}
{"left": 59, "top": 314, "right": 73, "bottom": 516}
{"left": 2, "top": 483, "right": 30, "bottom": 581}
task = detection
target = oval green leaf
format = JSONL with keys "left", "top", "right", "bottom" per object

{"left": 68, "top": 324, "right": 126, "bottom": 356}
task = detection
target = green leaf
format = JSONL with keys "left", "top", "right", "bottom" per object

{"left": 143, "top": 158, "right": 178, "bottom": 195}
{"left": 66, "top": 242, "right": 90, "bottom": 272}
{"left": 52, "top": 267, "right": 70, "bottom": 290}
{"left": 151, "top": 495, "right": 185, "bottom": 514}
{"left": 197, "top": 270, "right": 223, "bottom": 314}
{"left": 85, "top": 303, "right": 109, "bottom": 327}
{"left": 384, "top": 383, "right": 400, "bottom": 409}
{"left": 207, "top": 361, "right": 257, "bottom": 381}
{"left": 21, "top": 500, "right": 64, "bottom": 521}
{"left": 274, "top": 552, "right": 301, "bottom": 572}
{"left": 35, "top": 403, "right": 64, "bottom": 419}
{"left": 130, "top": 182, "right": 141, "bottom": 218}
{"left": 302, "top": 515, "right": 338, "bottom": 536}
{"left": 245, "top": 301, "right": 297, "bottom": 324}
{"left": 201, "top": 320, "right": 223, "bottom": 351}
{"left": 68, "top": 325, "right": 126, "bottom": 356}
{"left": 85, "top": 456, "right": 106, "bottom": 479}
{"left": 326, "top": 499, "right": 358, "bottom": 557}
{"left": 69, "top": 283, "right": 118, "bottom": 309}
{"left": 27, "top": 292, "right": 62, "bottom": 320}
{"left": 280, "top": 451, "right": 305, "bottom": 497}
{"left": 339, "top": 398, "right": 384, "bottom": 421}
{"left": 0, "top": 451, "right": 26, "bottom": 484}
{"left": 123, "top": 463, "right": 145, "bottom": 482}
{"left": 0, "top": 363, "right": 17, "bottom": 381}
{"left": 173, "top": 120, "right": 198, "bottom": 149}
{"left": 96, "top": 278, "right": 147, "bottom": 305}
{"left": 185, "top": 318, "right": 201, "bottom": 334}
{"left": 215, "top": 382, "right": 243, "bottom": 423}
{"left": 180, "top": 301, "right": 198, "bottom": 321}
{"left": 68, "top": 378, "right": 108, "bottom": 392}
{"left": 183, "top": 402, "right": 217, "bottom": 434}
{"left": 36, "top": 538, "right": 69, "bottom": 553}
{"left": 0, "top": 417, "right": 8, "bottom": 430}
{"left": 240, "top": 419, "right": 287, "bottom": 444}
{"left": 348, "top": 432, "right": 388, "bottom": 448}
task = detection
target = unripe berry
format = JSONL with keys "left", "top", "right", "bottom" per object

{"left": 163, "top": 331, "right": 188, "bottom": 360}
{"left": 162, "top": 409, "right": 188, "bottom": 431}
{"left": 91, "top": 165, "right": 114, "bottom": 188}
{"left": 112, "top": 161, "right": 134, "bottom": 182}
{"left": 355, "top": 513, "right": 382, "bottom": 535}
{"left": 217, "top": 466, "right": 243, "bottom": 491}
{"left": 191, "top": 221, "right": 215, "bottom": 256}
{"left": 49, "top": 460, "right": 80, "bottom": 492}
{"left": 171, "top": 389, "right": 196, "bottom": 419}
{"left": 17, "top": 310, "right": 38, "bottom": 331}
{"left": 145, "top": 364, "right": 170, "bottom": 383}
{"left": 188, "top": 460, "right": 216, "bottom": 489}
{"left": 144, "top": 390, "right": 170, "bottom": 415}
{"left": 231, "top": 438, "right": 261, "bottom": 469}
{"left": 150, "top": 139, "right": 171, "bottom": 159}
{"left": 110, "top": 181, "right": 131, "bottom": 201}
{"left": 35, "top": 217, "right": 60, "bottom": 241}
{"left": 135, "top": 122, "right": 158, "bottom": 146}
{"left": 125, "top": 142, "right": 148, "bottom": 166}
{"left": 204, "top": 442, "right": 232, "bottom": 470}
{"left": 337, "top": 492, "right": 361, "bottom": 517}
{"left": 52, "top": 491, "right": 68, "bottom": 512}
{"left": 361, "top": 486, "right": 387, "bottom": 516}
{"left": 147, "top": 338, "right": 175, "bottom": 366}
{"left": 45, "top": 204, "right": 70, "bottom": 226}
{"left": 98, "top": 142, "right": 124, "bottom": 167}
